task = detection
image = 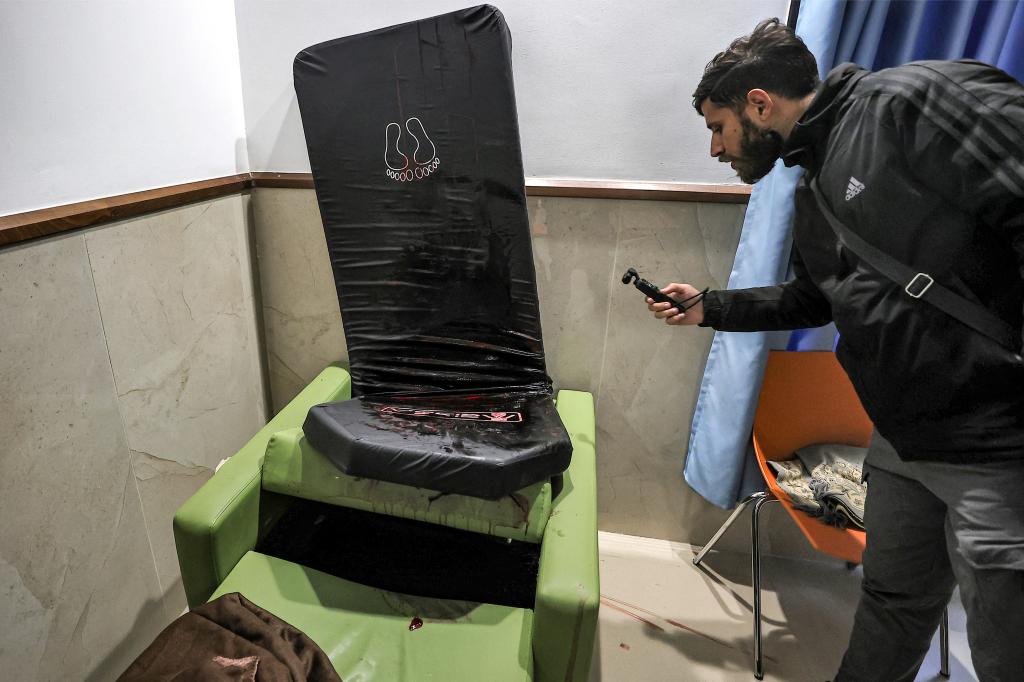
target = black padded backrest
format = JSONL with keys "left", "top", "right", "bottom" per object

{"left": 294, "top": 5, "right": 551, "bottom": 397}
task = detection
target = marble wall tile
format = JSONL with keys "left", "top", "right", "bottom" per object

{"left": 131, "top": 451, "right": 213, "bottom": 618}
{"left": 528, "top": 196, "right": 618, "bottom": 393}
{"left": 85, "top": 194, "right": 266, "bottom": 471}
{"left": 84, "top": 194, "right": 268, "bottom": 621}
{"left": 696, "top": 201, "right": 746, "bottom": 289}
{"left": 0, "top": 556, "right": 52, "bottom": 681}
{"left": 0, "top": 234, "right": 165, "bottom": 680}
{"left": 251, "top": 189, "right": 347, "bottom": 412}
{"left": 594, "top": 199, "right": 725, "bottom": 541}
{"left": 46, "top": 471, "right": 170, "bottom": 681}
{"left": 587, "top": 199, "right": 817, "bottom": 556}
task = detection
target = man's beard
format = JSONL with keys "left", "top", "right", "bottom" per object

{"left": 730, "top": 113, "right": 784, "bottom": 184}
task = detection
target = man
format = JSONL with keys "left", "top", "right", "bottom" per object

{"left": 648, "top": 17, "right": 1024, "bottom": 682}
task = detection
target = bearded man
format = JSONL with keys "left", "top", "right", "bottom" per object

{"left": 649, "top": 17, "right": 1024, "bottom": 682}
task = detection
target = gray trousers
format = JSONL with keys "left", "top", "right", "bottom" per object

{"left": 835, "top": 434, "right": 1024, "bottom": 682}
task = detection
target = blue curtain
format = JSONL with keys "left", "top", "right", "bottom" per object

{"left": 836, "top": 0, "right": 1024, "bottom": 78}
{"left": 684, "top": 0, "right": 1024, "bottom": 510}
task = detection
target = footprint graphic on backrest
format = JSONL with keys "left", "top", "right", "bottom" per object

{"left": 405, "top": 117, "right": 436, "bottom": 166}
{"left": 384, "top": 116, "right": 441, "bottom": 182}
{"left": 385, "top": 122, "right": 409, "bottom": 172}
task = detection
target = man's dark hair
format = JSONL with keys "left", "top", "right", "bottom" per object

{"left": 693, "top": 18, "right": 819, "bottom": 115}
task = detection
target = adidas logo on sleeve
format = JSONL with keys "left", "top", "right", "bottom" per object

{"left": 845, "top": 176, "right": 865, "bottom": 200}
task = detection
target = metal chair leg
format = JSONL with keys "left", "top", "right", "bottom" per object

{"left": 693, "top": 492, "right": 764, "bottom": 567}
{"left": 939, "top": 606, "right": 950, "bottom": 678}
{"left": 751, "top": 493, "right": 775, "bottom": 680}
{"left": 691, "top": 491, "right": 778, "bottom": 679}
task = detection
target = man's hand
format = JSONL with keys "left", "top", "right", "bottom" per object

{"left": 646, "top": 283, "right": 705, "bottom": 326}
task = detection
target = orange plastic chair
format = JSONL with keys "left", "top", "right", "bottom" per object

{"left": 693, "top": 351, "right": 948, "bottom": 679}
{"left": 752, "top": 350, "right": 870, "bottom": 563}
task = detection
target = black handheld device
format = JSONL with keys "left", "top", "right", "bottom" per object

{"left": 621, "top": 267, "right": 676, "bottom": 306}
{"left": 621, "top": 267, "right": 707, "bottom": 313}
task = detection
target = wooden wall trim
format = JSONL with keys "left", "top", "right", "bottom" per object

{"left": 1, "top": 172, "right": 750, "bottom": 248}
{"left": 249, "top": 172, "right": 315, "bottom": 189}
{"left": 0, "top": 174, "right": 251, "bottom": 248}
{"left": 525, "top": 178, "right": 751, "bottom": 203}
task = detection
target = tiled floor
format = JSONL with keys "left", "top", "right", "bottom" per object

{"left": 591, "top": 531, "right": 977, "bottom": 682}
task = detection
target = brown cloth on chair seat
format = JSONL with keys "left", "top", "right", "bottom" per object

{"left": 117, "top": 592, "right": 341, "bottom": 682}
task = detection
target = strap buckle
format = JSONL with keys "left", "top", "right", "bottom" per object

{"left": 906, "top": 273, "right": 934, "bottom": 299}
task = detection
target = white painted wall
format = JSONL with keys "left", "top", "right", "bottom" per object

{"left": 1, "top": 1, "right": 785, "bottom": 216}
{"left": 234, "top": 0, "right": 788, "bottom": 183}
{"left": 0, "top": 1, "right": 248, "bottom": 216}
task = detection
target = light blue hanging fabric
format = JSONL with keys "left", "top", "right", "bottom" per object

{"left": 683, "top": 1, "right": 847, "bottom": 509}
{"left": 683, "top": 164, "right": 801, "bottom": 508}
{"left": 683, "top": 0, "right": 1024, "bottom": 510}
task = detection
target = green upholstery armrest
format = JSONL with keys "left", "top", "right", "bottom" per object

{"left": 263, "top": 427, "right": 552, "bottom": 542}
{"left": 533, "top": 390, "right": 600, "bottom": 682}
{"left": 173, "top": 365, "right": 352, "bottom": 608}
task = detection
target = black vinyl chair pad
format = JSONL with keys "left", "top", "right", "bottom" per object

{"left": 302, "top": 392, "right": 572, "bottom": 499}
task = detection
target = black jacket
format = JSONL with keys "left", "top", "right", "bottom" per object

{"left": 701, "top": 60, "right": 1024, "bottom": 462}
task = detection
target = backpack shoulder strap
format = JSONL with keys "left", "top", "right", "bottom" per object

{"left": 810, "top": 177, "right": 1020, "bottom": 351}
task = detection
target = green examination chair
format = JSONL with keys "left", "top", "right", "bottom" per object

{"left": 175, "top": 7, "right": 599, "bottom": 680}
